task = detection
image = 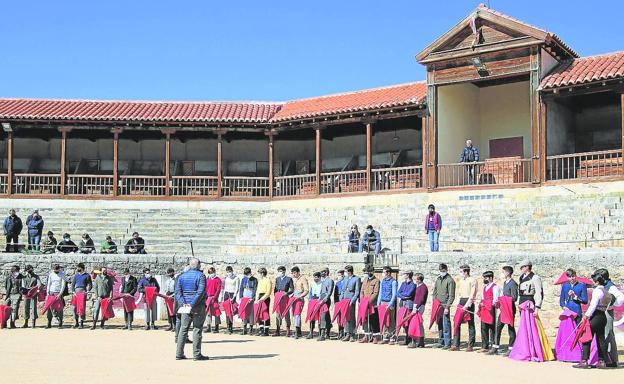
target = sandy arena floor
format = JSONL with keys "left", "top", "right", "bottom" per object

{"left": 1, "top": 324, "right": 621, "bottom": 384}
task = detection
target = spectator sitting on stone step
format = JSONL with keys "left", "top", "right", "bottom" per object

{"left": 41, "top": 231, "right": 57, "bottom": 254}
{"left": 347, "top": 224, "right": 360, "bottom": 253}
{"left": 79, "top": 233, "right": 95, "bottom": 254}
{"left": 57, "top": 233, "right": 78, "bottom": 253}
{"left": 124, "top": 232, "right": 146, "bottom": 254}
{"left": 359, "top": 225, "right": 381, "bottom": 255}
{"left": 100, "top": 235, "right": 118, "bottom": 254}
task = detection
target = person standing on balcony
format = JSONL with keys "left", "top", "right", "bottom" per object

{"left": 459, "top": 139, "right": 479, "bottom": 185}
{"left": 3, "top": 209, "right": 22, "bottom": 253}
{"left": 41, "top": 231, "right": 57, "bottom": 254}
{"left": 425, "top": 204, "right": 442, "bottom": 252}
{"left": 79, "top": 233, "right": 95, "bottom": 254}
{"left": 100, "top": 236, "right": 118, "bottom": 254}
{"left": 359, "top": 225, "right": 381, "bottom": 255}
{"left": 57, "top": 233, "right": 78, "bottom": 253}
{"left": 347, "top": 225, "right": 360, "bottom": 253}
{"left": 25, "top": 209, "right": 44, "bottom": 251}
{"left": 125, "top": 232, "right": 146, "bottom": 254}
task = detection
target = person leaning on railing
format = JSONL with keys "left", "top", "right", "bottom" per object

{"left": 41, "top": 231, "right": 57, "bottom": 254}
{"left": 124, "top": 232, "right": 146, "bottom": 254}
{"left": 100, "top": 236, "right": 118, "bottom": 254}
{"left": 459, "top": 139, "right": 479, "bottom": 185}
{"left": 57, "top": 233, "right": 78, "bottom": 253}
{"left": 79, "top": 233, "right": 95, "bottom": 254}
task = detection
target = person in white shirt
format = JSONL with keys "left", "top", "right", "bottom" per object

{"left": 479, "top": 270, "right": 499, "bottom": 352}
{"left": 45, "top": 264, "right": 66, "bottom": 329}
{"left": 595, "top": 268, "right": 624, "bottom": 368}
{"left": 221, "top": 266, "right": 240, "bottom": 334}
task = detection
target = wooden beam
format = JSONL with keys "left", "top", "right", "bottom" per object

{"left": 426, "top": 81, "right": 438, "bottom": 189}
{"left": 366, "top": 122, "right": 372, "bottom": 192}
{"left": 315, "top": 128, "right": 321, "bottom": 195}
{"left": 421, "top": 116, "right": 428, "bottom": 188}
{"left": 529, "top": 48, "right": 541, "bottom": 184}
{"left": 59, "top": 128, "right": 69, "bottom": 196}
{"left": 164, "top": 131, "right": 171, "bottom": 196}
{"left": 112, "top": 128, "right": 121, "bottom": 197}
{"left": 539, "top": 100, "right": 548, "bottom": 182}
{"left": 217, "top": 133, "right": 223, "bottom": 198}
{"left": 6, "top": 131, "right": 13, "bottom": 195}
{"left": 267, "top": 131, "right": 275, "bottom": 199}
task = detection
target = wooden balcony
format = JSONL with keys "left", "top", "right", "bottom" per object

{"left": 546, "top": 149, "right": 623, "bottom": 181}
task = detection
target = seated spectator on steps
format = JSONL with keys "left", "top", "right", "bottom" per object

{"left": 41, "top": 231, "right": 58, "bottom": 254}
{"left": 101, "top": 236, "right": 118, "bottom": 254}
{"left": 359, "top": 225, "right": 381, "bottom": 255}
{"left": 57, "top": 233, "right": 78, "bottom": 253}
{"left": 79, "top": 233, "right": 95, "bottom": 254}
{"left": 125, "top": 232, "right": 146, "bottom": 254}
{"left": 347, "top": 225, "right": 360, "bottom": 253}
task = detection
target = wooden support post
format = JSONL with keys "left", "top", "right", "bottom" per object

{"left": 266, "top": 130, "right": 276, "bottom": 199}
{"left": 366, "top": 122, "right": 372, "bottom": 192}
{"left": 539, "top": 101, "right": 548, "bottom": 182}
{"left": 426, "top": 81, "right": 438, "bottom": 190}
{"left": 315, "top": 128, "right": 322, "bottom": 195}
{"left": 162, "top": 129, "right": 174, "bottom": 196}
{"left": 6, "top": 131, "right": 13, "bottom": 195}
{"left": 421, "top": 116, "right": 428, "bottom": 188}
{"left": 112, "top": 128, "right": 121, "bottom": 197}
{"left": 217, "top": 131, "right": 224, "bottom": 198}
{"left": 529, "top": 48, "right": 541, "bottom": 184}
{"left": 621, "top": 94, "right": 624, "bottom": 159}
{"left": 59, "top": 128, "right": 69, "bottom": 196}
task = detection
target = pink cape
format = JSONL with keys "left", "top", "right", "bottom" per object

{"left": 394, "top": 307, "right": 410, "bottom": 335}
{"left": 377, "top": 303, "right": 392, "bottom": 332}
{"left": 144, "top": 286, "right": 158, "bottom": 310}
{"left": 509, "top": 301, "right": 551, "bottom": 362}
{"left": 0, "top": 304, "right": 11, "bottom": 328}
{"left": 429, "top": 298, "right": 443, "bottom": 329}
{"left": 40, "top": 295, "right": 64, "bottom": 315}
{"left": 407, "top": 312, "right": 424, "bottom": 338}
{"left": 555, "top": 308, "right": 598, "bottom": 363}
{"left": 554, "top": 272, "right": 593, "bottom": 286}
{"left": 453, "top": 304, "right": 471, "bottom": 335}
{"left": 282, "top": 296, "right": 303, "bottom": 318}
{"left": 159, "top": 294, "right": 175, "bottom": 317}
{"left": 37, "top": 286, "right": 47, "bottom": 302}
{"left": 70, "top": 291, "right": 87, "bottom": 317}
{"left": 498, "top": 296, "right": 514, "bottom": 325}
{"left": 356, "top": 297, "right": 375, "bottom": 327}
{"left": 331, "top": 299, "right": 352, "bottom": 327}
{"left": 478, "top": 299, "right": 494, "bottom": 325}
{"left": 306, "top": 299, "right": 322, "bottom": 323}
{"left": 254, "top": 300, "right": 270, "bottom": 322}
{"left": 101, "top": 298, "right": 115, "bottom": 320}
{"left": 22, "top": 286, "right": 39, "bottom": 300}
{"left": 272, "top": 291, "right": 289, "bottom": 315}
{"left": 571, "top": 317, "right": 593, "bottom": 350}
{"left": 117, "top": 295, "right": 137, "bottom": 312}
{"left": 238, "top": 297, "right": 253, "bottom": 321}
{"left": 222, "top": 297, "right": 238, "bottom": 322}
{"left": 205, "top": 295, "right": 221, "bottom": 317}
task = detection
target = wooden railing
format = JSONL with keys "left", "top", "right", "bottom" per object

{"left": 0, "top": 174, "right": 7, "bottom": 194}
{"left": 372, "top": 165, "right": 423, "bottom": 191}
{"left": 546, "top": 149, "right": 623, "bottom": 181}
{"left": 171, "top": 176, "right": 219, "bottom": 197}
{"left": 274, "top": 174, "right": 317, "bottom": 197}
{"left": 222, "top": 176, "right": 269, "bottom": 197}
{"left": 437, "top": 157, "right": 532, "bottom": 187}
{"left": 118, "top": 175, "right": 166, "bottom": 196}
{"left": 13, "top": 173, "right": 61, "bottom": 195}
{"left": 66, "top": 175, "right": 114, "bottom": 195}
{"left": 320, "top": 170, "right": 367, "bottom": 194}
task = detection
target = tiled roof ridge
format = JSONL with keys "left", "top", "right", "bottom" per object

{"left": 0, "top": 97, "right": 285, "bottom": 106}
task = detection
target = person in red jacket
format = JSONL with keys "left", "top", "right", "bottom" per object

{"left": 205, "top": 267, "right": 222, "bottom": 333}
{"left": 425, "top": 204, "right": 442, "bottom": 252}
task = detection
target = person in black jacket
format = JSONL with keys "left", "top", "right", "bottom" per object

{"left": 489, "top": 265, "right": 519, "bottom": 355}
{"left": 79, "top": 233, "right": 95, "bottom": 254}
{"left": 57, "top": 233, "right": 78, "bottom": 253}
{"left": 125, "top": 232, "right": 146, "bottom": 254}
{"left": 3, "top": 209, "right": 23, "bottom": 253}
{"left": 119, "top": 268, "right": 138, "bottom": 330}
{"left": 273, "top": 266, "right": 294, "bottom": 337}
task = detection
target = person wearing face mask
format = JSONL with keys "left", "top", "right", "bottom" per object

{"left": 593, "top": 268, "right": 624, "bottom": 368}
{"left": 358, "top": 225, "right": 381, "bottom": 255}
{"left": 221, "top": 266, "right": 240, "bottom": 334}
{"left": 347, "top": 225, "right": 360, "bottom": 253}
{"left": 255, "top": 267, "right": 274, "bottom": 336}
{"left": 273, "top": 266, "right": 294, "bottom": 337}
{"left": 204, "top": 267, "right": 222, "bottom": 333}
{"left": 290, "top": 266, "right": 309, "bottom": 340}
{"left": 318, "top": 267, "right": 334, "bottom": 341}
{"left": 71, "top": 263, "right": 93, "bottom": 329}
{"left": 91, "top": 267, "right": 114, "bottom": 330}
{"left": 57, "top": 233, "right": 78, "bottom": 253}
{"left": 397, "top": 271, "right": 416, "bottom": 346}
{"left": 137, "top": 268, "right": 160, "bottom": 330}
{"left": 119, "top": 268, "right": 138, "bottom": 330}
{"left": 478, "top": 271, "right": 499, "bottom": 353}
{"left": 433, "top": 263, "right": 455, "bottom": 349}
{"left": 45, "top": 264, "right": 67, "bottom": 329}
{"left": 377, "top": 266, "right": 397, "bottom": 344}
{"left": 339, "top": 265, "right": 361, "bottom": 342}
{"left": 125, "top": 232, "right": 146, "bottom": 254}
{"left": 409, "top": 273, "right": 428, "bottom": 348}
{"left": 424, "top": 204, "right": 442, "bottom": 252}
{"left": 305, "top": 272, "right": 321, "bottom": 340}
{"left": 25, "top": 209, "right": 44, "bottom": 251}
{"left": 79, "top": 233, "right": 95, "bottom": 254}
{"left": 3, "top": 209, "right": 23, "bottom": 253}
{"left": 450, "top": 264, "right": 477, "bottom": 352}
{"left": 3, "top": 265, "right": 23, "bottom": 328}
{"left": 41, "top": 231, "right": 57, "bottom": 254}
{"left": 489, "top": 266, "right": 518, "bottom": 356}
{"left": 359, "top": 265, "right": 380, "bottom": 343}
{"left": 238, "top": 267, "right": 258, "bottom": 335}
{"left": 21, "top": 265, "right": 43, "bottom": 328}
{"left": 163, "top": 268, "right": 177, "bottom": 332}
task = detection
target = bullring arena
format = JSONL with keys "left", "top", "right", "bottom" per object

{"left": 1, "top": 4, "right": 624, "bottom": 383}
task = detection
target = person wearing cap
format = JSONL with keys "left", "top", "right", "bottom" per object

{"left": 450, "top": 264, "right": 477, "bottom": 351}
{"left": 290, "top": 266, "right": 309, "bottom": 340}
{"left": 255, "top": 267, "right": 274, "bottom": 336}
{"left": 21, "top": 264, "right": 43, "bottom": 328}
{"left": 359, "top": 265, "right": 380, "bottom": 343}
{"left": 25, "top": 209, "right": 44, "bottom": 251}
{"left": 91, "top": 267, "right": 114, "bottom": 330}
{"left": 71, "top": 262, "right": 93, "bottom": 328}
{"left": 489, "top": 266, "right": 518, "bottom": 356}
{"left": 358, "top": 225, "right": 381, "bottom": 254}
{"left": 41, "top": 231, "right": 57, "bottom": 254}
{"left": 518, "top": 260, "right": 543, "bottom": 312}
{"left": 377, "top": 266, "right": 397, "bottom": 344}
{"left": 125, "top": 232, "right": 146, "bottom": 254}
{"left": 433, "top": 263, "right": 455, "bottom": 349}
{"left": 238, "top": 267, "right": 258, "bottom": 335}
{"left": 100, "top": 236, "right": 118, "bottom": 254}
{"left": 317, "top": 268, "right": 334, "bottom": 341}
{"left": 119, "top": 268, "right": 138, "bottom": 330}
{"left": 424, "top": 204, "right": 442, "bottom": 252}
{"left": 273, "top": 265, "right": 294, "bottom": 337}
{"left": 339, "top": 265, "right": 361, "bottom": 342}
{"left": 3, "top": 265, "right": 23, "bottom": 328}
{"left": 347, "top": 225, "right": 360, "bottom": 253}
{"left": 3, "top": 209, "right": 22, "bottom": 253}
{"left": 57, "top": 233, "right": 78, "bottom": 253}
{"left": 79, "top": 233, "right": 95, "bottom": 254}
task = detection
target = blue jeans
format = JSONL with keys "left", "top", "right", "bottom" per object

{"left": 28, "top": 233, "right": 41, "bottom": 251}
{"left": 437, "top": 311, "right": 451, "bottom": 347}
{"left": 358, "top": 241, "right": 381, "bottom": 254}
{"left": 428, "top": 231, "right": 439, "bottom": 252}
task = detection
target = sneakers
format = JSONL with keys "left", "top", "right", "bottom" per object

{"left": 193, "top": 355, "right": 210, "bottom": 361}
{"left": 572, "top": 360, "right": 589, "bottom": 369}
{"left": 487, "top": 348, "right": 498, "bottom": 355}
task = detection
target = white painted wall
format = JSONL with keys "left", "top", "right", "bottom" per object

{"left": 438, "top": 83, "right": 480, "bottom": 163}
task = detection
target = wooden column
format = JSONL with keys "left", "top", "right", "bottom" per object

{"left": 366, "top": 122, "right": 372, "bottom": 192}
{"left": 315, "top": 127, "right": 322, "bottom": 195}
{"left": 539, "top": 101, "right": 548, "bottom": 182}
{"left": 420, "top": 115, "right": 428, "bottom": 189}
{"left": 529, "top": 48, "right": 541, "bottom": 184}
{"left": 216, "top": 131, "right": 224, "bottom": 198}
{"left": 621, "top": 94, "right": 624, "bottom": 159}
{"left": 58, "top": 127, "right": 71, "bottom": 196}
{"left": 6, "top": 131, "right": 13, "bottom": 195}
{"left": 112, "top": 128, "right": 121, "bottom": 197}
{"left": 266, "top": 131, "right": 275, "bottom": 199}
{"left": 426, "top": 81, "right": 438, "bottom": 190}
{"left": 161, "top": 129, "right": 174, "bottom": 196}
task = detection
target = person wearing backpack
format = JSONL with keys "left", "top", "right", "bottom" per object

{"left": 459, "top": 139, "right": 479, "bottom": 185}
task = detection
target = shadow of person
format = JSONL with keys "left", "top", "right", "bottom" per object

{"left": 210, "top": 354, "right": 278, "bottom": 360}
{"left": 202, "top": 339, "right": 254, "bottom": 344}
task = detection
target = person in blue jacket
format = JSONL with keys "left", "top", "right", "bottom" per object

{"left": 3, "top": 209, "right": 23, "bottom": 253}
{"left": 559, "top": 268, "right": 588, "bottom": 324}
{"left": 25, "top": 209, "right": 44, "bottom": 251}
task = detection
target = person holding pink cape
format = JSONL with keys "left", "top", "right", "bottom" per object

{"left": 205, "top": 267, "right": 222, "bottom": 333}
{"left": 238, "top": 267, "right": 257, "bottom": 335}
{"left": 221, "top": 266, "right": 240, "bottom": 335}
{"left": 555, "top": 268, "right": 588, "bottom": 362}
{"left": 273, "top": 266, "right": 294, "bottom": 337}
{"left": 21, "top": 265, "right": 42, "bottom": 328}
{"left": 137, "top": 268, "right": 160, "bottom": 330}
{"left": 255, "top": 267, "right": 273, "bottom": 336}
{"left": 306, "top": 272, "right": 322, "bottom": 339}
{"left": 290, "top": 266, "right": 309, "bottom": 339}
{"left": 44, "top": 264, "right": 66, "bottom": 329}
{"left": 119, "top": 268, "right": 138, "bottom": 330}
{"left": 339, "top": 265, "right": 361, "bottom": 342}
{"left": 359, "top": 265, "right": 380, "bottom": 343}
{"left": 489, "top": 266, "right": 518, "bottom": 356}
{"left": 70, "top": 263, "right": 92, "bottom": 329}
{"left": 91, "top": 267, "right": 115, "bottom": 330}
{"left": 478, "top": 271, "right": 499, "bottom": 353}
{"left": 450, "top": 264, "right": 477, "bottom": 352}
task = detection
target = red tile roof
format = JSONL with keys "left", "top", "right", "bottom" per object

{"left": 540, "top": 51, "right": 624, "bottom": 90}
{"left": 271, "top": 82, "right": 427, "bottom": 122}
{"left": 0, "top": 99, "right": 283, "bottom": 124}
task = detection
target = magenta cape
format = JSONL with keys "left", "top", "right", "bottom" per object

{"left": 478, "top": 299, "right": 494, "bottom": 325}
{"left": 70, "top": 291, "right": 87, "bottom": 317}
{"left": 306, "top": 299, "right": 322, "bottom": 323}
{"left": 0, "top": 304, "right": 11, "bottom": 328}
{"left": 554, "top": 272, "right": 593, "bottom": 286}
{"left": 144, "top": 286, "right": 158, "bottom": 310}
{"left": 205, "top": 295, "right": 221, "bottom": 317}
{"left": 555, "top": 308, "right": 598, "bottom": 363}
{"left": 222, "top": 297, "right": 238, "bottom": 322}
{"left": 394, "top": 307, "right": 411, "bottom": 335}
{"left": 429, "top": 298, "right": 443, "bottom": 329}
{"left": 238, "top": 297, "right": 254, "bottom": 321}
{"left": 40, "top": 295, "right": 64, "bottom": 315}
{"left": 283, "top": 296, "right": 304, "bottom": 318}
{"left": 254, "top": 300, "right": 270, "bottom": 323}
{"left": 509, "top": 301, "right": 552, "bottom": 362}
{"left": 272, "top": 291, "right": 289, "bottom": 315}
{"left": 37, "top": 287, "right": 47, "bottom": 302}
{"left": 22, "top": 286, "right": 39, "bottom": 300}
{"left": 498, "top": 296, "right": 514, "bottom": 325}
{"left": 453, "top": 304, "right": 471, "bottom": 335}
{"left": 116, "top": 295, "right": 137, "bottom": 312}
{"left": 101, "top": 298, "right": 115, "bottom": 320}
{"left": 377, "top": 303, "right": 392, "bottom": 332}
{"left": 332, "top": 299, "right": 352, "bottom": 327}
{"left": 408, "top": 312, "right": 424, "bottom": 338}
{"left": 158, "top": 294, "right": 175, "bottom": 317}
{"left": 356, "top": 297, "right": 375, "bottom": 327}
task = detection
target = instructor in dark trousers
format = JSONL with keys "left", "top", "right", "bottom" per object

{"left": 175, "top": 258, "right": 207, "bottom": 361}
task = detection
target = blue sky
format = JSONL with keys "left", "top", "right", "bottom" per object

{"left": 0, "top": 1, "right": 621, "bottom": 101}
